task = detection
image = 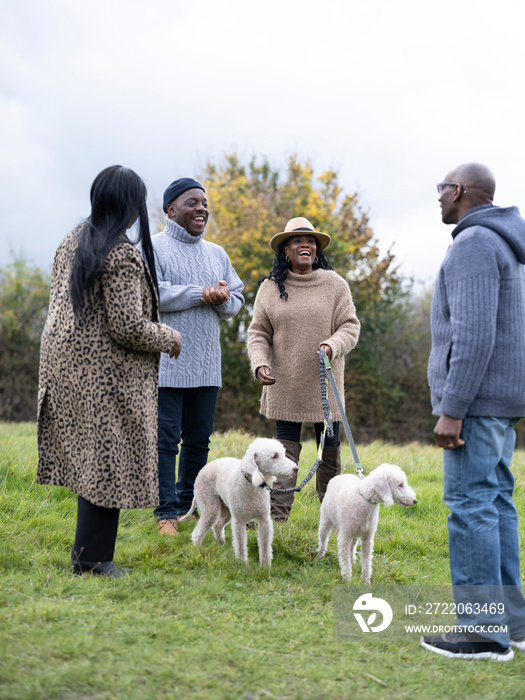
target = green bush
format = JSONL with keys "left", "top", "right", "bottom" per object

{"left": 0, "top": 253, "right": 50, "bottom": 421}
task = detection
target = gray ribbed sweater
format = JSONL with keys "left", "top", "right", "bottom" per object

{"left": 428, "top": 204, "right": 525, "bottom": 418}
{"left": 150, "top": 218, "right": 244, "bottom": 388}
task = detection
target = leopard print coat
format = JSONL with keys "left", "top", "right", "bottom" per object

{"left": 37, "top": 228, "right": 179, "bottom": 509}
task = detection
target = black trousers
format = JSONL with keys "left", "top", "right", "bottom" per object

{"left": 72, "top": 496, "right": 120, "bottom": 563}
{"left": 275, "top": 420, "right": 340, "bottom": 448}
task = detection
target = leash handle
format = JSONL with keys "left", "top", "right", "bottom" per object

{"left": 319, "top": 350, "right": 334, "bottom": 437}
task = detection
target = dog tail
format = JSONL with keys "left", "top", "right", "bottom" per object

{"left": 177, "top": 496, "right": 197, "bottom": 523}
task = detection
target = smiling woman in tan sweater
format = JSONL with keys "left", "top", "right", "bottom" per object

{"left": 247, "top": 217, "right": 360, "bottom": 520}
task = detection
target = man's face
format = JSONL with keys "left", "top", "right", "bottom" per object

{"left": 438, "top": 173, "right": 460, "bottom": 225}
{"left": 167, "top": 188, "right": 209, "bottom": 236}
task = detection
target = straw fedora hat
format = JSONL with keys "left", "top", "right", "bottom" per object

{"left": 270, "top": 217, "right": 331, "bottom": 252}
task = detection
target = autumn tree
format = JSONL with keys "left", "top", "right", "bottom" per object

{"left": 197, "top": 153, "right": 425, "bottom": 440}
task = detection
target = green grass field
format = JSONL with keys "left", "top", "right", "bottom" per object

{"left": 1, "top": 423, "right": 525, "bottom": 699}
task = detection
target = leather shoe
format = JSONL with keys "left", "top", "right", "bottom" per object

{"left": 73, "top": 560, "right": 129, "bottom": 577}
{"left": 158, "top": 518, "right": 178, "bottom": 535}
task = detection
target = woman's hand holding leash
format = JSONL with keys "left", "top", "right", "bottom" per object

{"left": 318, "top": 344, "right": 332, "bottom": 360}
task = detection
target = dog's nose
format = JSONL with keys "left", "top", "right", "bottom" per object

{"left": 292, "top": 465, "right": 299, "bottom": 473}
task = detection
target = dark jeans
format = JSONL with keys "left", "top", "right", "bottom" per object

{"left": 72, "top": 495, "right": 120, "bottom": 563}
{"left": 155, "top": 386, "right": 219, "bottom": 519}
{"left": 275, "top": 420, "right": 340, "bottom": 448}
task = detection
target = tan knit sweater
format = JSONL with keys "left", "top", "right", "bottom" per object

{"left": 247, "top": 269, "right": 360, "bottom": 422}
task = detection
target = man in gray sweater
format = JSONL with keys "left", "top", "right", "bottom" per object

{"left": 422, "top": 163, "right": 525, "bottom": 660}
{"left": 151, "top": 178, "right": 244, "bottom": 535}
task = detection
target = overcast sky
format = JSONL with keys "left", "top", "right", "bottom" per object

{"left": 1, "top": 0, "right": 524, "bottom": 284}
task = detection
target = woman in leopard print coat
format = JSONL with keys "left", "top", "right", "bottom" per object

{"left": 37, "top": 166, "right": 181, "bottom": 577}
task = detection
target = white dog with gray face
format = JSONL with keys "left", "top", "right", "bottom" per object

{"left": 179, "top": 438, "right": 298, "bottom": 567}
{"left": 316, "top": 463, "right": 417, "bottom": 583}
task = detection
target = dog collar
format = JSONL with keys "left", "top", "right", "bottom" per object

{"left": 358, "top": 487, "right": 380, "bottom": 504}
{"left": 241, "top": 470, "right": 268, "bottom": 489}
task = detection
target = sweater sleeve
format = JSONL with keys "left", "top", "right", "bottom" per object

{"left": 439, "top": 233, "right": 500, "bottom": 418}
{"left": 152, "top": 240, "right": 204, "bottom": 312}
{"left": 320, "top": 276, "right": 361, "bottom": 359}
{"left": 211, "top": 249, "right": 245, "bottom": 321}
{"left": 247, "top": 284, "right": 274, "bottom": 376}
{"left": 102, "top": 246, "right": 179, "bottom": 354}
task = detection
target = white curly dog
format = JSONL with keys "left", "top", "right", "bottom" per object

{"left": 179, "top": 438, "right": 298, "bottom": 567}
{"left": 316, "top": 463, "right": 417, "bottom": 582}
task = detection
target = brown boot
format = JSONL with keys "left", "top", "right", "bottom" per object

{"left": 316, "top": 444, "right": 341, "bottom": 503}
{"left": 158, "top": 518, "right": 178, "bottom": 536}
{"left": 270, "top": 440, "right": 301, "bottom": 521}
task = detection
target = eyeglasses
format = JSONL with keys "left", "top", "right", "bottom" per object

{"left": 437, "top": 182, "right": 467, "bottom": 194}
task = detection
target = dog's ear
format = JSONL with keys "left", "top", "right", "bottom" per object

{"left": 243, "top": 449, "right": 265, "bottom": 486}
{"left": 243, "top": 450, "right": 258, "bottom": 475}
{"left": 251, "top": 469, "right": 265, "bottom": 487}
{"left": 373, "top": 476, "right": 394, "bottom": 507}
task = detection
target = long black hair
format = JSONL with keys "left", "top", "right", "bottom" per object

{"left": 261, "top": 239, "right": 333, "bottom": 300}
{"left": 70, "top": 165, "right": 158, "bottom": 316}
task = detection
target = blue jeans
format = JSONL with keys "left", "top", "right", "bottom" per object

{"left": 155, "top": 386, "right": 219, "bottom": 519}
{"left": 444, "top": 416, "right": 525, "bottom": 644}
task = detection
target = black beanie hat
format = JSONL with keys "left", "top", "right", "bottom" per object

{"left": 162, "top": 177, "right": 205, "bottom": 213}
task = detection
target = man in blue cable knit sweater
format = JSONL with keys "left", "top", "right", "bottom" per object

{"left": 422, "top": 163, "right": 525, "bottom": 661}
{"left": 150, "top": 178, "right": 244, "bottom": 534}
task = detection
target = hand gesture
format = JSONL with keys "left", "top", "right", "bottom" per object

{"left": 434, "top": 414, "right": 465, "bottom": 450}
{"left": 202, "top": 280, "right": 231, "bottom": 306}
{"left": 169, "top": 331, "right": 182, "bottom": 359}
{"left": 256, "top": 365, "right": 275, "bottom": 385}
